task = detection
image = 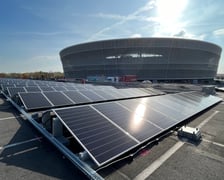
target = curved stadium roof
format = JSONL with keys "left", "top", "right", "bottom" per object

{"left": 60, "top": 38, "right": 222, "bottom": 81}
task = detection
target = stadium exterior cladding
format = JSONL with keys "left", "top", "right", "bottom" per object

{"left": 60, "top": 38, "right": 222, "bottom": 81}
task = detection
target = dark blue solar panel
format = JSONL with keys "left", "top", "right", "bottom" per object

{"left": 119, "top": 99, "right": 177, "bottom": 129}
{"left": 25, "top": 86, "right": 41, "bottom": 92}
{"left": 43, "top": 91, "right": 74, "bottom": 106}
{"left": 92, "top": 90, "right": 116, "bottom": 100}
{"left": 106, "top": 89, "right": 126, "bottom": 99}
{"left": 93, "top": 103, "right": 162, "bottom": 142}
{"left": 63, "top": 91, "right": 91, "bottom": 104}
{"left": 80, "top": 90, "right": 105, "bottom": 101}
{"left": 1, "top": 84, "right": 15, "bottom": 91}
{"left": 52, "top": 86, "right": 68, "bottom": 91}
{"left": 19, "top": 92, "right": 53, "bottom": 110}
{"left": 39, "top": 86, "right": 55, "bottom": 92}
{"left": 7, "top": 87, "right": 26, "bottom": 97}
{"left": 64, "top": 86, "right": 77, "bottom": 91}
{"left": 54, "top": 106, "right": 137, "bottom": 166}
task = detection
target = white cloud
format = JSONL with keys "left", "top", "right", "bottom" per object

{"left": 30, "top": 55, "right": 59, "bottom": 61}
{"left": 173, "top": 29, "right": 206, "bottom": 40}
{"left": 213, "top": 28, "right": 224, "bottom": 36}
{"left": 92, "top": 12, "right": 156, "bottom": 23}
{"left": 130, "top": 33, "right": 142, "bottom": 38}
{"left": 92, "top": 13, "right": 126, "bottom": 20}
{"left": 88, "top": 0, "right": 157, "bottom": 41}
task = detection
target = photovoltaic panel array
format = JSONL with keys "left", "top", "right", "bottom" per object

{"left": 0, "top": 78, "right": 98, "bottom": 91}
{"left": 53, "top": 91, "right": 222, "bottom": 166}
{"left": 18, "top": 87, "right": 162, "bottom": 111}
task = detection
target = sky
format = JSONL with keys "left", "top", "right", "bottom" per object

{"left": 0, "top": 0, "right": 224, "bottom": 74}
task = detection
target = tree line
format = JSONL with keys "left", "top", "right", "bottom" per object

{"left": 0, "top": 71, "right": 64, "bottom": 80}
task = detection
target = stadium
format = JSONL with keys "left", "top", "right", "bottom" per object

{"left": 60, "top": 38, "right": 222, "bottom": 83}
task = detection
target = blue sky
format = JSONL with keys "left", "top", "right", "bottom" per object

{"left": 0, "top": 0, "right": 224, "bottom": 74}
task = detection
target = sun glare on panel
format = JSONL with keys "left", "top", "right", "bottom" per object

{"left": 134, "top": 104, "right": 146, "bottom": 125}
{"left": 130, "top": 98, "right": 148, "bottom": 132}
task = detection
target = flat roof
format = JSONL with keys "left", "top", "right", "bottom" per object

{"left": 0, "top": 87, "right": 224, "bottom": 179}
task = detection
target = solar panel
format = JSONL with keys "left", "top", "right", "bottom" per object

{"left": 75, "top": 86, "right": 88, "bottom": 91}
{"left": 19, "top": 92, "right": 53, "bottom": 110}
{"left": 92, "top": 90, "right": 117, "bottom": 100}
{"left": 52, "top": 86, "right": 68, "bottom": 91}
{"left": 131, "top": 88, "right": 149, "bottom": 96}
{"left": 7, "top": 87, "right": 26, "bottom": 97}
{"left": 39, "top": 86, "right": 56, "bottom": 92}
{"left": 1, "top": 84, "right": 15, "bottom": 91}
{"left": 93, "top": 103, "right": 163, "bottom": 142}
{"left": 80, "top": 90, "right": 105, "bottom": 101}
{"left": 118, "top": 99, "right": 178, "bottom": 128}
{"left": 64, "top": 86, "right": 77, "bottom": 91}
{"left": 117, "top": 88, "right": 142, "bottom": 97}
{"left": 53, "top": 92, "right": 222, "bottom": 166}
{"left": 107, "top": 89, "right": 126, "bottom": 99}
{"left": 43, "top": 91, "right": 74, "bottom": 106}
{"left": 63, "top": 91, "right": 91, "bottom": 104}
{"left": 54, "top": 106, "right": 138, "bottom": 165}
{"left": 25, "top": 86, "right": 41, "bottom": 92}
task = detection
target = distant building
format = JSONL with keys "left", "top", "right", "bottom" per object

{"left": 60, "top": 37, "right": 222, "bottom": 83}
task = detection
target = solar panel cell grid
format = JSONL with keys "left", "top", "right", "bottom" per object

{"left": 54, "top": 106, "right": 137, "bottom": 165}
{"left": 107, "top": 89, "right": 126, "bottom": 99}
{"left": 92, "top": 90, "right": 116, "bottom": 100}
{"left": 80, "top": 90, "right": 105, "bottom": 101}
{"left": 93, "top": 103, "right": 163, "bottom": 142}
{"left": 39, "top": 86, "right": 55, "bottom": 92}
{"left": 52, "top": 86, "right": 68, "bottom": 91}
{"left": 25, "top": 86, "right": 41, "bottom": 92}
{"left": 63, "top": 91, "right": 91, "bottom": 104}
{"left": 19, "top": 92, "right": 53, "bottom": 110}
{"left": 7, "top": 87, "right": 26, "bottom": 97}
{"left": 43, "top": 91, "right": 74, "bottom": 106}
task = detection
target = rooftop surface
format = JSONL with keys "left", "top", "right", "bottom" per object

{"left": 0, "top": 90, "right": 224, "bottom": 180}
